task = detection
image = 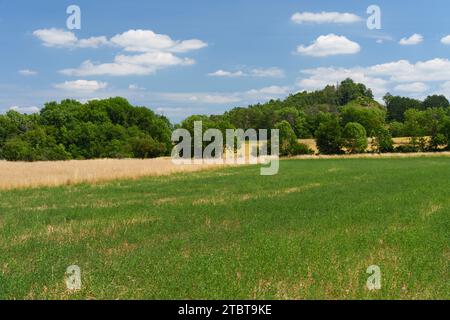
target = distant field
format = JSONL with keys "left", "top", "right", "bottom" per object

{"left": 0, "top": 157, "right": 448, "bottom": 299}
{"left": 299, "top": 137, "right": 419, "bottom": 153}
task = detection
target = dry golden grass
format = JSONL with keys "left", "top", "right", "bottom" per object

{"left": 291, "top": 151, "right": 450, "bottom": 160}
{"left": 299, "top": 137, "right": 426, "bottom": 153}
{"left": 0, "top": 158, "right": 224, "bottom": 190}
{"left": 1, "top": 141, "right": 449, "bottom": 190}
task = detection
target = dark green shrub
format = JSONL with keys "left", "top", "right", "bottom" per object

{"left": 395, "top": 145, "right": 420, "bottom": 153}
{"left": 430, "top": 134, "right": 448, "bottom": 151}
{"left": 374, "top": 126, "right": 394, "bottom": 153}
{"left": 274, "top": 121, "right": 298, "bottom": 156}
{"left": 315, "top": 115, "right": 343, "bottom": 154}
{"left": 290, "top": 143, "right": 314, "bottom": 156}
{"left": 130, "top": 135, "right": 167, "bottom": 158}
{"left": 1, "top": 138, "right": 33, "bottom": 161}
{"left": 389, "top": 121, "right": 405, "bottom": 138}
{"left": 342, "top": 122, "right": 368, "bottom": 154}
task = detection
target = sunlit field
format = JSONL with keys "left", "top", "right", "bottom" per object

{"left": 1, "top": 149, "right": 449, "bottom": 190}
{"left": 0, "top": 157, "right": 449, "bottom": 299}
{"left": 0, "top": 158, "right": 223, "bottom": 190}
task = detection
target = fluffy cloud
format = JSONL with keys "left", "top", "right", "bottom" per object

{"left": 399, "top": 34, "right": 423, "bottom": 45}
{"left": 208, "top": 67, "right": 284, "bottom": 78}
{"left": 297, "top": 34, "right": 360, "bottom": 57}
{"left": 34, "top": 28, "right": 207, "bottom": 53}
{"left": 437, "top": 81, "right": 450, "bottom": 97}
{"left": 158, "top": 85, "right": 290, "bottom": 105}
{"left": 60, "top": 52, "right": 194, "bottom": 76}
{"left": 159, "top": 93, "right": 242, "bottom": 104}
{"left": 53, "top": 80, "right": 108, "bottom": 93}
{"left": 441, "top": 35, "right": 450, "bottom": 45}
{"left": 244, "top": 86, "right": 290, "bottom": 98}
{"left": 394, "top": 82, "right": 428, "bottom": 93}
{"left": 297, "top": 67, "right": 388, "bottom": 98}
{"left": 250, "top": 67, "right": 285, "bottom": 78}
{"left": 9, "top": 106, "right": 40, "bottom": 114}
{"left": 291, "top": 11, "right": 361, "bottom": 24}
{"left": 40, "top": 28, "right": 208, "bottom": 76}
{"left": 297, "top": 58, "right": 450, "bottom": 100}
{"left": 128, "top": 84, "right": 145, "bottom": 91}
{"left": 19, "top": 69, "right": 37, "bottom": 76}
{"left": 33, "top": 28, "right": 108, "bottom": 48}
{"left": 369, "top": 58, "right": 450, "bottom": 82}
{"left": 110, "top": 29, "right": 207, "bottom": 53}
{"left": 208, "top": 70, "right": 245, "bottom": 77}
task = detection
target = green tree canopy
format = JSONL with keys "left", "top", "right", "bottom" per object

{"left": 342, "top": 122, "right": 368, "bottom": 154}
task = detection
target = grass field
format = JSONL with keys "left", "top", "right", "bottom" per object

{"left": 0, "top": 157, "right": 449, "bottom": 299}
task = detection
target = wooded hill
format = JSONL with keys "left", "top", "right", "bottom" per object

{"left": 1, "top": 79, "right": 449, "bottom": 160}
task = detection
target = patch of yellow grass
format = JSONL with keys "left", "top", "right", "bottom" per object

{"left": 192, "top": 183, "right": 321, "bottom": 206}
{"left": 299, "top": 137, "right": 436, "bottom": 154}
{"left": 291, "top": 151, "right": 450, "bottom": 160}
{"left": 1, "top": 146, "right": 449, "bottom": 190}
{"left": 421, "top": 203, "right": 443, "bottom": 219}
{"left": 0, "top": 158, "right": 224, "bottom": 190}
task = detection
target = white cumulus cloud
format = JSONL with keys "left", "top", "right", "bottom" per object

{"left": 53, "top": 80, "right": 108, "bottom": 93}
{"left": 9, "top": 106, "right": 40, "bottom": 114}
{"left": 110, "top": 29, "right": 207, "bottom": 53}
{"left": 441, "top": 35, "right": 450, "bottom": 45}
{"left": 399, "top": 34, "right": 423, "bottom": 45}
{"left": 245, "top": 86, "right": 290, "bottom": 98}
{"left": 296, "top": 58, "right": 450, "bottom": 101}
{"left": 60, "top": 52, "right": 194, "bottom": 77}
{"left": 297, "top": 67, "right": 388, "bottom": 98}
{"left": 208, "top": 67, "right": 285, "bottom": 78}
{"left": 291, "top": 11, "right": 361, "bottom": 24}
{"left": 208, "top": 70, "right": 245, "bottom": 77}
{"left": 128, "top": 84, "right": 145, "bottom": 91}
{"left": 46, "top": 29, "right": 207, "bottom": 76}
{"left": 394, "top": 82, "right": 428, "bottom": 93}
{"left": 297, "top": 34, "right": 360, "bottom": 57}
{"left": 33, "top": 28, "right": 108, "bottom": 48}
{"left": 369, "top": 58, "right": 450, "bottom": 82}
{"left": 250, "top": 67, "right": 285, "bottom": 78}
{"left": 19, "top": 69, "right": 37, "bottom": 76}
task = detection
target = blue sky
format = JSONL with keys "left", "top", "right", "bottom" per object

{"left": 1, "top": 0, "right": 450, "bottom": 122}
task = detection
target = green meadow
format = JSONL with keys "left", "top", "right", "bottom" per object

{"left": 0, "top": 157, "right": 449, "bottom": 299}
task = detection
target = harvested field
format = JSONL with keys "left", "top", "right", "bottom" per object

{"left": 0, "top": 158, "right": 224, "bottom": 190}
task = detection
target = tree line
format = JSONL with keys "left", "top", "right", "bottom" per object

{"left": 1, "top": 79, "right": 450, "bottom": 161}
{"left": 0, "top": 98, "right": 173, "bottom": 161}
{"left": 180, "top": 79, "right": 450, "bottom": 156}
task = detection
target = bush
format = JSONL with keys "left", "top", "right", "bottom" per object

{"left": 440, "top": 118, "right": 450, "bottom": 149}
{"left": 374, "top": 126, "right": 394, "bottom": 153}
{"left": 1, "top": 138, "right": 33, "bottom": 161}
{"left": 34, "top": 144, "right": 72, "bottom": 161}
{"left": 290, "top": 143, "right": 314, "bottom": 156}
{"left": 342, "top": 122, "right": 368, "bottom": 154}
{"left": 430, "top": 134, "right": 448, "bottom": 151}
{"left": 130, "top": 135, "right": 167, "bottom": 158}
{"left": 389, "top": 121, "right": 405, "bottom": 137}
{"left": 274, "top": 121, "right": 298, "bottom": 156}
{"left": 340, "top": 105, "right": 386, "bottom": 136}
{"left": 395, "top": 145, "right": 420, "bottom": 153}
{"left": 315, "top": 115, "right": 343, "bottom": 154}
